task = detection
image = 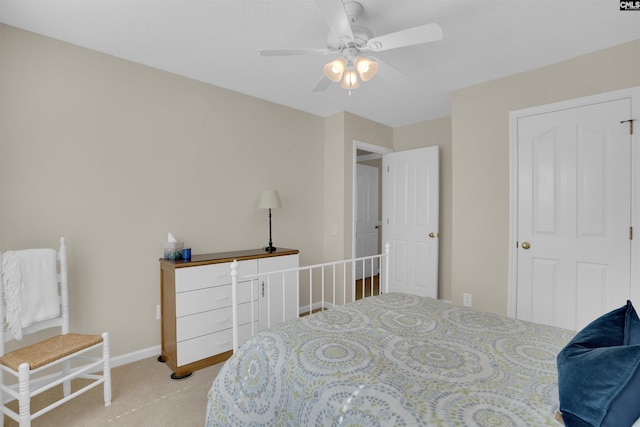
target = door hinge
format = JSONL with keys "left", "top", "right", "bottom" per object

{"left": 621, "top": 119, "right": 635, "bottom": 135}
{"left": 631, "top": 226, "right": 633, "bottom": 240}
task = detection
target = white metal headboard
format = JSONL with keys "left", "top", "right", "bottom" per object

{"left": 230, "top": 243, "right": 390, "bottom": 352}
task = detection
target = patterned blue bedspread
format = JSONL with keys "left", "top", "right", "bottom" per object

{"left": 206, "top": 293, "right": 575, "bottom": 426}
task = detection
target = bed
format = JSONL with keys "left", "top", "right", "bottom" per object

{"left": 206, "top": 290, "right": 575, "bottom": 426}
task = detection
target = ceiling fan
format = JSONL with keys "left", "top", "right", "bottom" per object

{"left": 260, "top": 0, "right": 443, "bottom": 92}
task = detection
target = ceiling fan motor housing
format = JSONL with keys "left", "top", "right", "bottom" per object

{"left": 327, "top": 25, "right": 373, "bottom": 51}
{"left": 344, "top": 1, "right": 363, "bottom": 23}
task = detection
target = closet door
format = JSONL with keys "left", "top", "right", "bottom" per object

{"left": 516, "top": 97, "right": 632, "bottom": 330}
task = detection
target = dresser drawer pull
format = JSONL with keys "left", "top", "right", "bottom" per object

{"left": 215, "top": 318, "right": 229, "bottom": 323}
{"left": 215, "top": 296, "right": 228, "bottom": 300}
{"left": 217, "top": 340, "right": 230, "bottom": 346}
{"left": 215, "top": 273, "right": 228, "bottom": 277}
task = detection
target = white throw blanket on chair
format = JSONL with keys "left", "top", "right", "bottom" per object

{"left": 2, "top": 249, "right": 60, "bottom": 340}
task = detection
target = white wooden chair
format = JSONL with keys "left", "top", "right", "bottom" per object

{"left": 0, "top": 237, "right": 111, "bottom": 426}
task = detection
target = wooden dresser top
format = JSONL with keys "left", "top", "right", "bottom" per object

{"left": 159, "top": 248, "right": 299, "bottom": 269}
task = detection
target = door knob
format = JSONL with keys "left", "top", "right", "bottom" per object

{"left": 521, "top": 241, "right": 531, "bottom": 250}
{"left": 429, "top": 232, "right": 438, "bottom": 238}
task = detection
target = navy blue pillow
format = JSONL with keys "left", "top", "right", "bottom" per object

{"left": 557, "top": 301, "right": 640, "bottom": 427}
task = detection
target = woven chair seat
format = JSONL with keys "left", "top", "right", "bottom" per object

{"left": 0, "top": 333, "right": 103, "bottom": 371}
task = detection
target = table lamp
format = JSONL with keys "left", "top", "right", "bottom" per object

{"left": 258, "top": 189, "right": 282, "bottom": 253}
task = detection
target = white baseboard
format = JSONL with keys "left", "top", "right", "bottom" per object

{"left": 111, "top": 345, "right": 161, "bottom": 368}
{"left": 299, "top": 301, "right": 335, "bottom": 314}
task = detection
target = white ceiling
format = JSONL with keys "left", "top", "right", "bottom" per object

{"left": 1, "top": 0, "right": 639, "bottom": 128}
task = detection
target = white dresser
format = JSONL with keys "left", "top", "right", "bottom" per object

{"left": 159, "top": 248, "right": 299, "bottom": 379}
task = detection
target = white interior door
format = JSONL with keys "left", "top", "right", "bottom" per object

{"left": 382, "top": 146, "right": 439, "bottom": 298}
{"left": 356, "top": 163, "right": 379, "bottom": 280}
{"left": 516, "top": 98, "right": 632, "bottom": 330}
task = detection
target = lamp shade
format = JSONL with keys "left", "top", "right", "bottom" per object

{"left": 323, "top": 58, "right": 346, "bottom": 83}
{"left": 341, "top": 69, "right": 360, "bottom": 90}
{"left": 355, "top": 56, "right": 378, "bottom": 81}
{"left": 258, "top": 189, "right": 282, "bottom": 209}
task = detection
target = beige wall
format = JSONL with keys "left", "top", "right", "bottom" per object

{"left": 322, "top": 113, "right": 347, "bottom": 262}
{"left": 2, "top": 22, "right": 638, "bottom": 358}
{"left": 451, "top": 39, "right": 640, "bottom": 316}
{"left": 394, "top": 117, "right": 452, "bottom": 301}
{"left": 0, "top": 24, "right": 325, "bottom": 356}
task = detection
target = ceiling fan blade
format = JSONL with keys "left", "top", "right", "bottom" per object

{"left": 366, "top": 23, "right": 443, "bottom": 52}
{"left": 314, "top": 0, "right": 353, "bottom": 43}
{"left": 311, "top": 74, "right": 332, "bottom": 92}
{"left": 369, "top": 56, "right": 407, "bottom": 84}
{"left": 260, "top": 48, "right": 334, "bottom": 56}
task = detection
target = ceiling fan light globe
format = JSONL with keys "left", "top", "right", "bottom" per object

{"left": 323, "top": 58, "right": 346, "bottom": 83}
{"left": 341, "top": 69, "right": 360, "bottom": 90}
{"left": 355, "top": 57, "right": 378, "bottom": 81}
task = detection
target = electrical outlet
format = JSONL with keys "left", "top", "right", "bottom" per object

{"left": 463, "top": 293, "right": 472, "bottom": 307}
{"left": 156, "top": 304, "right": 161, "bottom": 320}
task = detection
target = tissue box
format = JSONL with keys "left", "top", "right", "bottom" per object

{"left": 163, "top": 242, "right": 184, "bottom": 260}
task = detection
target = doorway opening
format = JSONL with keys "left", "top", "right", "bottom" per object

{"left": 352, "top": 140, "right": 392, "bottom": 296}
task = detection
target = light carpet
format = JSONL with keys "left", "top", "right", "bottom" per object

{"left": 3, "top": 356, "right": 223, "bottom": 426}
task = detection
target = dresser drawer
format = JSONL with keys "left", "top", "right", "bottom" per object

{"left": 177, "top": 306, "right": 232, "bottom": 341}
{"left": 176, "top": 280, "right": 259, "bottom": 317}
{"left": 176, "top": 285, "right": 232, "bottom": 317}
{"left": 177, "top": 329, "right": 233, "bottom": 366}
{"left": 175, "top": 259, "right": 257, "bottom": 293}
{"left": 176, "top": 301, "right": 259, "bottom": 342}
{"left": 176, "top": 319, "right": 259, "bottom": 365}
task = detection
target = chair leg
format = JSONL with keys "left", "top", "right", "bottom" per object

{"left": 18, "top": 363, "right": 31, "bottom": 427}
{"left": 102, "top": 332, "right": 112, "bottom": 407}
{"left": 62, "top": 359, "right": 71, "bottom": 397}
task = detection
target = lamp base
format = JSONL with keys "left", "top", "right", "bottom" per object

{"left": 264, "top": 245, "right": 276, "bottom": 253}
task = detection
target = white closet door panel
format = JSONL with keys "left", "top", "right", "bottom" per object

{"left": 531, "top": 130, "right": 557, "bottom": 234}
{"left": 392, "top": 238, "right": 409, "bottom": 285}
{"left": 414, "top": 241, "right": 429, "bottom": 289}
{"left": 520, "top": 257, "right": 558, "bottom": 325}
